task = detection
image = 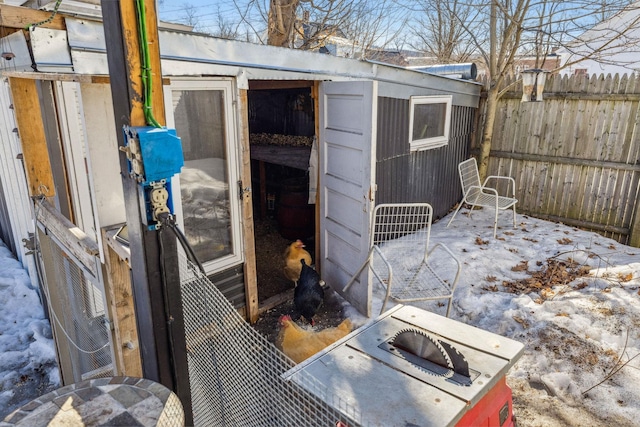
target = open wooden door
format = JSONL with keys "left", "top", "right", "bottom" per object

{"left": 318, "top": 81, "right": 377, "bottom": 317}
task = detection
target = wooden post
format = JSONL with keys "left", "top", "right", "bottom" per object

{"left": 312, "top": 82, "right": 321, "bottom": 271}
{"left": 102, "top": 228, "right": 143, "bottom": 377}
{"left": 8, "top": 78, "right": 55, "bottom": 199}
{"left": 101, "top": 1, "right": 192, "bottom": 423}
{"left": 629, "top": 203, "right": 640, "bottom": 248}
{"left": 239, "top": 89, "right": 260, "bottom": 323}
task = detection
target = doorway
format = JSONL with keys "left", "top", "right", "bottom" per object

{"left": 247, "top": 81, "right": 317, "bottom": 307}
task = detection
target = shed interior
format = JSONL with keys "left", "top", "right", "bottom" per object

{"left": 247, "top": 81, "right": 318, "bottom": 306}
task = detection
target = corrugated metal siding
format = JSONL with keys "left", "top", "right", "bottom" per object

{"left": 375, "top": 97, "right": 475, "bottom": 220}
{"left": 207, "top": 264, "right": 246, "bottom": 309}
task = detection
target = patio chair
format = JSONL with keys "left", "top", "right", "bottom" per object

{"left": 343, "top": 203, "right": 461, "bottom": 316}
{"left": 447, "top": 157, "right": 518, "bottom": 238}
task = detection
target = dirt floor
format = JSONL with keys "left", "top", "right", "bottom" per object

{"left": 251, "top": 217, "right": 349, "bottom": 343}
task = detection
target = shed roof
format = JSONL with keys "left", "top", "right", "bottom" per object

{"left": 8, "top": 17, "right": 481, "bottom": 108}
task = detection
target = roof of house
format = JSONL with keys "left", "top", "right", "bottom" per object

{"left": 555, "top": 2, "right": 640, "bottom": 74}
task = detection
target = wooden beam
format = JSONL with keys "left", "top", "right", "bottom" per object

{"left": 2, "top": 71, "right": 168, "bottom": 86}
{"left": 488, "top": 150, "right": 640, "bottom": 172}
{"left": 118, "top": 1, "right": 145, "bottom": 127}
{"left": 499, "top": 91, "right": 640, "bottom": 101}
{"left": 249, "top": 80, "right": 314, "bottom": 90}
{"left": 35, "top": 198, "right": 100, "bottom": 277}
{"left": 0, "top": 5, "right": 66, "bottom": 30}
{"left": 117, "top": 0, "right": 165, "bottom": 127}
{"left": 312, "top": 81, "right": 321, "bottom": 272}
{"left": 8, "top": 77, "right": 55, "bottom": 198}
{"left": 102, "top": 227, "right": 143, "bottom": 377}
{"left": 240, "top": 89, "right": 260, "bottom": 323}
{"left": 629, "top": 201, "right": 640, "bottom": 248}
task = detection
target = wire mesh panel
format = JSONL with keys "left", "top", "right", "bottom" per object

{"left": 369, "top": 203, "right": 461, "bottom": 315}
{"left": 37, "top": 228, "right": 114, "bottom": 382}
{"left": 178, "top": 253, "right": 365, "bottom": 426}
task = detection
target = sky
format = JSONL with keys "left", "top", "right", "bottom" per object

{"left": 156, "top": 0, "right": 411, "bottom": 46}
{"left": 1, "top": 206, "right": 640, "bottom": 425}
{"left": 157, "top": 0, "right": 269, "bottom": 37}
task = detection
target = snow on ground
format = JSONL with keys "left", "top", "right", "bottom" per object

{"left": 342, "top": 207, "right": 640, "bottom": 426}
{"left": 1, "top": 206, "right": 639, "bottom": 425}
{"left": 0, "top": 241, "right": 59, "bottom": 419}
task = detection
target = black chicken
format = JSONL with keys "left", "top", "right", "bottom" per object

{"left": 293, "top": 259, "right": 325, "bottom": 326}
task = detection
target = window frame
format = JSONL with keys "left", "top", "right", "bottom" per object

{"left": 408, "top": 95, "right": 453, "bottom": 151}
{"left": 165, "top": 78, "right": 244, "bottom": 274}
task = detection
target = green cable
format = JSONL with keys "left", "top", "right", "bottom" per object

{"left": 135, "top": 0, "right": 162, "bottom": 128}
{"left": 25, "top": 0, "right": 63, "bottom": 30}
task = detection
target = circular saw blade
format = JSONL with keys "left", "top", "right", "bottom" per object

{"left": 391, "top": 328, "right": 453, "bottom": 374}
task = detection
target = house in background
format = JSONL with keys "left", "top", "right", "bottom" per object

{"left": 513, "top": 52, "right": 561, "bottom": 74}
{"left": 556, "top": 1, "right": 640, "bottom": 76}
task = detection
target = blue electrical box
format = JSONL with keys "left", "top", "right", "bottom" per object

{"left": 123, "top": 126, "right": 184, "bottom": 185}
{"left": 122, "top": 126, "right": 184, "bottom": 230}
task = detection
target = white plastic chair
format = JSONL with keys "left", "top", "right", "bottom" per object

{"left": 343, "top": 203, "right": 461, "bottom": 316}
{"left": 447, "top": 157, "right": 517, "bottom": 238}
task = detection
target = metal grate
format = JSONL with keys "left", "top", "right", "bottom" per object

{"left": 369, "top": 203, "right": 461, "bottom": 316}
{"left": 37, "top": 228, "right": 114, "bottom": 382}
{"left": 178, "top": 252, "right": 365, "bottom": 426}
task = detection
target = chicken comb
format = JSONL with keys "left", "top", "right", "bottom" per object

{"left": 279, "top": 314, "right": 292, "bottom": 324}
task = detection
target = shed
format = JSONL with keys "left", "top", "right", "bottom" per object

{"left": 0, "top": 7, "right": 480, "bottom": 383}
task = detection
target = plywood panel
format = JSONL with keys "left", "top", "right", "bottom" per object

{"left": 9, "top": 77, "right": 55, "bottom": 198}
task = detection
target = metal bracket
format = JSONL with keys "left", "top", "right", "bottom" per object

{"left": 238, "top": 180, "right": 251, "bottom": 200}
{"left": 22, "top": 232, "right": 35, "bottom": 254}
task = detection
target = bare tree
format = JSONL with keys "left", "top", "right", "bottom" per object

{"left": 337, "top": 0, "right": 410, "bottom": 60}
{"left": 180, "top": 3, "right": 206, "bottom": 33}
{"left": 405, "top": 0, "right": 480, "bottom": 62}
{"left": 267, "top": 0, "right": 301, "bottom": 46}
{"left": 229, "top": 0, "right": 409, "bottom": 55}
{"left": 403, "top": 0, "right": 639, "bottom": 178}
{"left": 212, "top": 6, "right": 242, "bottom": 40}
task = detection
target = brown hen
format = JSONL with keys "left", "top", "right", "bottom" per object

{"left": 283, "top": 239, "right": 312, "bottom": 284}
{"left": 276, "top": 315, "right": 352, "bottom": 364}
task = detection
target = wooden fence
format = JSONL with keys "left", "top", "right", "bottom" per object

{"left": 474, "top": 73, "right": 640, "bottom": 247}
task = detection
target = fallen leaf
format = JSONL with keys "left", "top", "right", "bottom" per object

{"left": 618, "top": 273, "right": 633, "bottom": 282}
{"left": 513, "top": 316, "right": 530, "bottom": 328}
{"left": 511, "top": 261, "right": 529, "bottom": 272}
{"left": 475, "top": 237, "right": 489, "bottom": 245}
{"left": 541, "top": 288, "right": 555, "bottom": 299}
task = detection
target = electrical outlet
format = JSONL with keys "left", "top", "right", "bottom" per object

{"left": 151, "top": 187, "right": 169, "bottom": 205}
{"left": 153, "top": 204, "right": 170, "bottom": 220}
{"left": 150, "top": 186, "right": 170, "bottom": 221}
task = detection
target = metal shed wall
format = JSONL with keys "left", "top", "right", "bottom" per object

{"left": 375, "top": 97, "right": 475, "bottom": 219}
{"left": 208, "top": 264, "right": 246, "bottom": 310}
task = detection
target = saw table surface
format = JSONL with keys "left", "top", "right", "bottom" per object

{"left": 283, "top": 304, "right": 524, "bottom": 427}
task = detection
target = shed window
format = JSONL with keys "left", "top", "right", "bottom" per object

{"left": 408, "top": 95, "right": 452, "bottom": 151}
